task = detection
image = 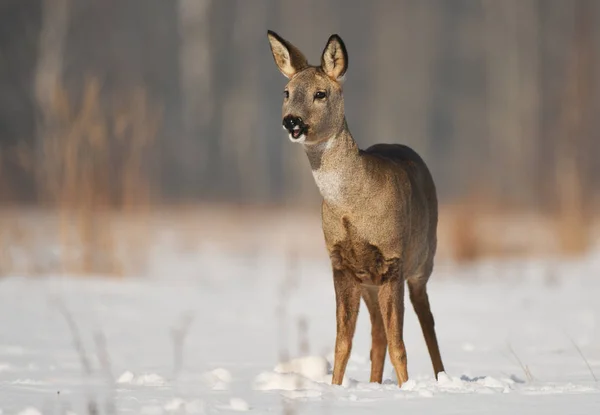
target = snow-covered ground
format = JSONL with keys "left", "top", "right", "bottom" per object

{"left": 1, "top": 247, "right": 600, "bottom": 414}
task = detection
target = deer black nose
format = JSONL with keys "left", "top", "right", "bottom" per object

{"left": 282, "top": 115, "right": 304, "bottom": 132}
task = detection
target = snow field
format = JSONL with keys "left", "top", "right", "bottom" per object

{"left": 1, "top": 247, "right": 600, "bottom": 413}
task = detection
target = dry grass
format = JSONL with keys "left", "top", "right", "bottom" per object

{"left": 2, "top": 77, "right": 162, "bottom": 276}
{"left": 556, "top": 191, "right": 590, "bottom": 257}
{"left": 440, "top": 195, "right": 599, "bottom": 263}
{"left": 1, "top": 199, "right": 598, "bottom": 278}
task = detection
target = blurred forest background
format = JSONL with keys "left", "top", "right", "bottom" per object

{"left": 0, "top": 0, "right": 599, "bottom": 275}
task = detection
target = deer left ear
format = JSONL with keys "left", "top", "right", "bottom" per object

{"left": 321, "top": 34, "right": 348, "bottom": 82}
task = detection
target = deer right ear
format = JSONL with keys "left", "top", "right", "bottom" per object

{"left": 267, "top": 30, "right": 308, "bottom": 79}
{"left": 321, "top": 34, "right": 348, "bottom": 82}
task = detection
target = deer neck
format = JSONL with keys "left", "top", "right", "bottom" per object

{"left": 304, "top": 120, "right": 363, "bottom": 206}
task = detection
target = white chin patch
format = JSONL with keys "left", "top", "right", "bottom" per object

{"left": 289, "top": 133, "right": 306, "bottom": 143}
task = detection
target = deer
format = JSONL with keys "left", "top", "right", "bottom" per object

{"left": 267, "top": 30, "right": 445, "bottom": 387}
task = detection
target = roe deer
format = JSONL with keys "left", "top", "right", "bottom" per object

{"left": 267, "top": 30, "right": 445, "bottom": 386}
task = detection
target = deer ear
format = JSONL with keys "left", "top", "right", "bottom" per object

{"left": 321, "top": 34, "right": 348, "bottom": 81}
{"left": 267, "top": 30, "right": 308, "bottom": 79}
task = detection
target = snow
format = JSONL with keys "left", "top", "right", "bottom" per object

{"left": 1, "top": 247, "right": 600, "bottom": 414}
{"left": 116, "top": 371, "right": 165, "bottom": 386}
{"left": 201, "top": 367, "right": 232, "bottom": 390}
{"left": 223, "top": 398, "right": 250, "bottom": 411}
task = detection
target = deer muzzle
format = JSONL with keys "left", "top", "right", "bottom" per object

{"left": 283, "top": 115, "right": 308, "bottom": 141}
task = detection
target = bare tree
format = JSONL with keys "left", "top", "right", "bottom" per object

{"left": 484, "top": 0, "right": 538, "bottom": 203}
{"left": 555, "top": 0, "right": 594, "bottom": 253}
{"left": 34, "top": 0, "right": 70, "bottom": 202}
{"left": 219, "top": 0, "right": 269, "bottom": 202}
{"left": 178, "top": 0, "right": 213, "bottom": 195}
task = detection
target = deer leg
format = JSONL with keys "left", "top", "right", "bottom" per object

{"left": 362, "top": 286, "right": 387, "bottom": 383}
{"left": 408, "top": 278, "right": 445, "bottom": 378}
{"left": 378, "top": 277, "right": 408, "bottom": 385}
{"left": 332, "top": 269, "right": 361, "bottom": 385}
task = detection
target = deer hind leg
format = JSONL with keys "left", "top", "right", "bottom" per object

{"left": 332, "top": 269, "right": 361, "bottom": 385}
{"left": 362, "top": 286, "right": 387, "bottom": 383}
{"left": 378, "top": 278, "right": 408, "bottom": 385}
{"left": 407, "top": 277, "right": 445, "bottom": 378}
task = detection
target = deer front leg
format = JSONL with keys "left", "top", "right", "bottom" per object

{"left": 332, "top": 269, "right": 361, "bottom": 385}
{"left": 362, "top": 286, "right": 387, "bottom": 383}
{"left": 378, "top": 277, "right": 408, "bottom": 385}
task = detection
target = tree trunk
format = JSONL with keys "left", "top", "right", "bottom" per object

{"left": 34, "top": 0, "right": 70, "bottom": 203}
{"left": 178, "top": 0, "right": 213, "bottom": 198}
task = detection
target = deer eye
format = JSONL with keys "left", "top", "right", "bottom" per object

{"left": 314, "top": 91, "right": 327, "bottom": 100}
{"left": 284, "top": 90, "right": 289, "bottom": 99}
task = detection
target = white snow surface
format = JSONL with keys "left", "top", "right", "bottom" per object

{"left": 1, "top": 247, "right": 600, "bottom": 414}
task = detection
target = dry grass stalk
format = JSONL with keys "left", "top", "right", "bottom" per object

{"left": 566, "top": 335, "right": 598, "bottom": 383}
{"left": 52, "top": 298, "right": 100, "bottom": 415}
{"left": 171, "top": 311, "right": 195, "bottom": 378}
{"left": 298, "top": 317, "right": 310, "bottom": 356}
{"left": 277, "top": 251, "right": 299, "bottom": 364}
{"left": 277, "top": 251, "right": 298, "bottom": 415}
{"left": 507, "top": 344, "right": 534, "bottom": 382}
{"left": 94, "top": 331, "right": 117, "bottom": 415}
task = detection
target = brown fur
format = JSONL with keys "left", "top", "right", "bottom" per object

{"left": 267, "top": 30, "right": 445, "bottom": 386}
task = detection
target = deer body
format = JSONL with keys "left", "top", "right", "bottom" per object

{"left": 268, "top": 31, "right": 445, "bottom": 386}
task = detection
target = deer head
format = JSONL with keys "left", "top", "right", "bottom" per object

{"left": 267, "top": 30, "right": 348, "bottom": 146}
